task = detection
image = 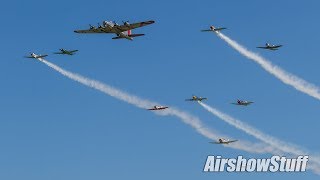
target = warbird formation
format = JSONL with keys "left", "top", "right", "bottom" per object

{"left": 25, "top": 21, "right": 281, "bottom": 150}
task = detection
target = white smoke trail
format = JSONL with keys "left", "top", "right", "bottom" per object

{"left": 38, "top": 58, "right": 275, "bottom": 154}
{"left": 216, "top": 32, "right": 320, "bottom": 101}
{"left": 198, "top": 101, "right": 320, "bottom": 173}
{"left": 39, "top": 59, "right": 320, "bottom": 174}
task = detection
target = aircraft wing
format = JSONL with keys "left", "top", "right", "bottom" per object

{"left": 116, "top": 20, "right": 155, "bottom": 31}
{"left": 185, "top": 99, "right": 195, "bottom": 101}
{"left": 272, "top": 45, "right": 282, "bottom": 48}
{"left": 214, "top": 27, "right": 226, "bottom": 31}
{"left": 257, "top": 46, "right": 281, "bottom": 50}
{"left": 231, "top": 103, "right": 240, "bottom": 105}
{"left": 147, "top": 107, "right": 168, "bottom": 110}
{"left": 270, "top": 45, "right": 282, "bottom": 50}
{"left": 227, "top": 140, "right": 238, "bottom": 143}
{"left": 256, "top": 46, "right": 269, "bottom": 49}
{"left": 24, "top": 56, "right": 35, "bottom": 58}
{"left": 74, "top": 28, "right": 112, "bottom": 34}
{"left": 244, "top": 101, "right": 254, "bottom": 105}
{"left": 201, "top": 28, "right": 226, "bottom": 32}
{"left": 69, "top": 50, "right": 79, "bottom": 53}
{"left": 209, "top": 142, "right": 222, "bottom": 144}
{"left": 201, "top": 29, "right": 213, "bottom": 32}
{"left": 37, "top": 55, "right": 48, "bottom": 58}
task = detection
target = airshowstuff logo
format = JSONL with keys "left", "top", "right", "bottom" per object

{"left": 203, "top": 155, "right": 308, "bottom": 172}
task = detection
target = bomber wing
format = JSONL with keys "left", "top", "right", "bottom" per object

{"left": 74, "top": 27, "right": 113, "bottom": 34}
{"left": 115, "top": 20, "right": 155, "bottom": 31}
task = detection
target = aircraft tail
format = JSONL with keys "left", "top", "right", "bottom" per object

{"left": 112, "top": 30, "right": 145, "bottom": 40}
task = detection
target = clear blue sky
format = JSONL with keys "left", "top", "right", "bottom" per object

{"left": 1, "top": 0, "right": 320, "bottom": 179}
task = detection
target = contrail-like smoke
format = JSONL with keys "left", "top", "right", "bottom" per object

{"left": 198, "top": 101, "right": 320, "bottom": 173}
{"left": 38, "top": 58, "right": 275, "bottom": 154}
{"left": 216, "top": 32, "right": 320, "bottom": 101}
{"left": 39, "top": 59, "right": 320, "bottom": 174}
{"left": 199, "top": 102, "right": 308, "bottom": 156}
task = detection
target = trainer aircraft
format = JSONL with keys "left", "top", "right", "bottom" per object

{"left": 257, "top": 43, "right": 282, "bottom": 50}
{"left": 185, "top": 95, "right": 207, "bottom": 102}
{"left": 54, "top": 49, "right": 78, "bottom": 55}
{"left": 210, "top": 138, "right": 238, "bottom": 144}
{"left": 201, "top": 25, "right": 226, "bottom": 32}
{"left": 231, "top": 99, "right": 254, "bottom": 106}
{"left": 24, "top": 53, "right": 48, "bottom": 59}
{"left": 147, "top": 105, "right": 169, "bottom": 111}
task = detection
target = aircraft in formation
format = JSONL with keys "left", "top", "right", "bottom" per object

{"left": 74, "top": 20, "right": 155, "bottom": 41}
{"left": 24, "top": 53, "right": 48, "bottom": 59}
{"left": 54, "top": 49, "right": 78, "bottom": 55}
{"left": 201, "top": 25, "right": 282, "bottom": 51}
{"left": 185, "top": 95, "right": 207, "bottom": 102}
{"left": 257, "top": 43, "right": 283, "bottom": 50}
{"left": 147, "top": 105, "right": 169, "bottom": 111}
{"left": 210, "top": 138, "right": 238, "bottom": 145}
{"left": 201, "top": 25, "right": 227, "bottom": 32}
{"left": 231, "top": 99, "right": 254, "bottom": 106}
{"left": 26, "top": 22, "right": 274, "bottom": 146}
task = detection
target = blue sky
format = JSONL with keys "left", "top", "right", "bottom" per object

{"left": 1, "top": 0, "right": 320, "bottom": 179}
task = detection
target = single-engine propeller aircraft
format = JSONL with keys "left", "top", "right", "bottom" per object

{"left": 257, "top": 43, "right": 282, "bottom": 50}
{"left": 54, "top": 49, "right": 78, "bottom": 55}
{"left": 24, "top": 53, "right": 48, "bottom": 59}
{"left": 74, "top": 20, "right": 155, "bottom": 41}
{"left": 210, "top": 138, "right": 238, "bottom": 144}
{"left": 201, "top": 25, "right": 226, "bottom": 32}
{"left": 231, "top": 99, "right": 254, "bottom": 106}
{"left": 185, "top": 95, "right": 207, "bottom": 102}
{"left": 147, "top": 105, "right": 169, "bottom": 111}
